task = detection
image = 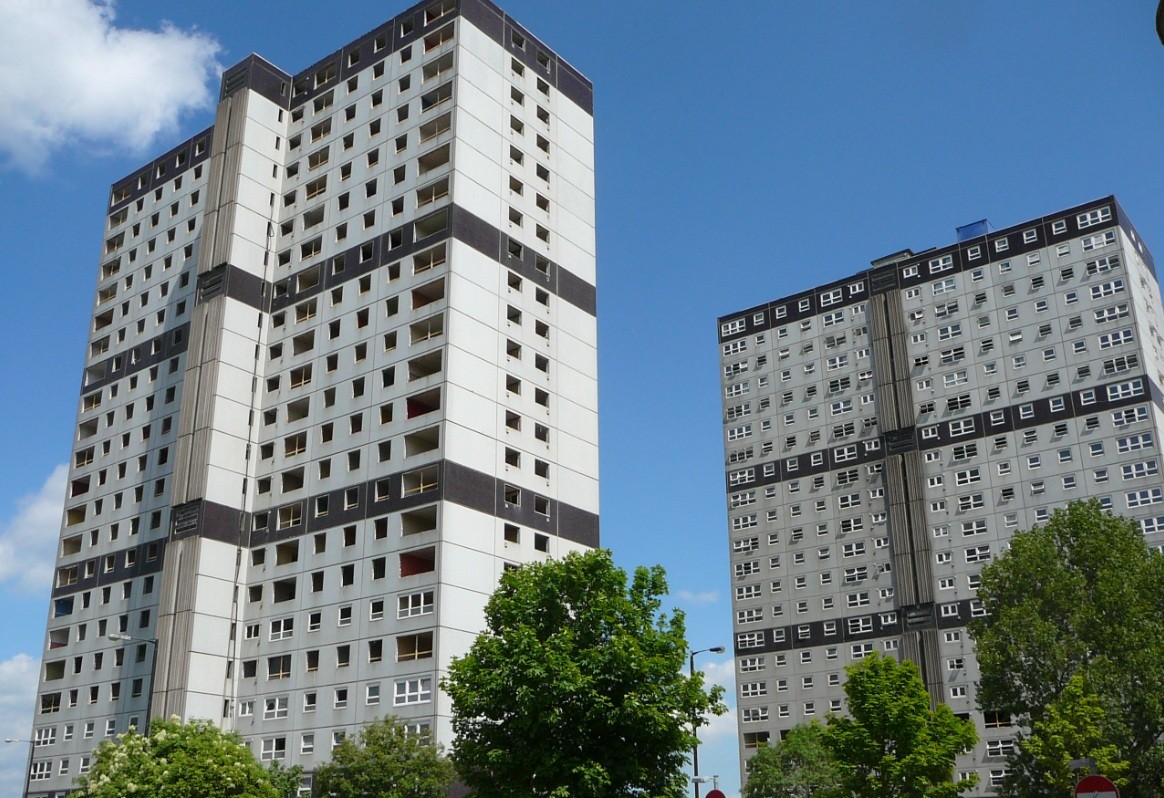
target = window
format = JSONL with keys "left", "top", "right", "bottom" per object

{"left": 1098, "top": 328, "right": 1134, "bottom": 349}
{"left": 1113, "top": 406, "right": 1149, "bottom": 427}
{"left": 1108, "top": 379, "right": 1145, "bottom": 401}
{"left": 1127, "top": 488, "right": 1164, "bottom": 508}
{"left": 267, "top": 655, "right": 291, "bottom": 680}
{"left": 1091, "top": 278, "right": 1126, "bottom": 300}
{"left": 1082, "top": 230, "right": 1116, "bottom": 251}
{"left": 1078, "top": 206, "right": 1113, "bottom": 228}
{"left": 933, "top": 277, "right": 956, "bottom": 295}
{"left": 393, "top": 677, "right": 433, "bottom": 705}
{"left": 965, "top": 544, "right": 991, "bottom": 563}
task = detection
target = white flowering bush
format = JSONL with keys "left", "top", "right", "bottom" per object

{"left": 74, "top": 716, "right": 300, "bottom": 797}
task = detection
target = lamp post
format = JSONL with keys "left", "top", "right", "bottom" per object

{"left": 690, "top": 645, "right": 725, "bottom": 798}
{"left": 108, "top": 633, "right": 159, "bottom": 733}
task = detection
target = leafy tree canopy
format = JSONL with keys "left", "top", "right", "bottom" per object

{"left": 1017, "top": 673, "right": 1129, "bottom": 793}
{"left": 313, "top": 715, "right": 454, "bottom": 798}
{"left": 743, "top": 721, "right": 843, "bottom": 798}
{"left": 443, "top": 549, "right": 725, "bottom": 798}
{"left": 74, "top": 716, "right": 300, "bottom": 798}
{"left": 971, "top": 501, "right": 1164, "bottom": 797}
{"left": 824, "top": 652, "right": 977, "bottom": 798}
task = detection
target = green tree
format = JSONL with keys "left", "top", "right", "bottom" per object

{"left": 971, "top": 500, "right": 1164, "bottom": 797}
{"left": 1016, "top": 674, "right": 1129, "bottom": 793}
{"left": 824, "top": 652, "right": 977, "bottom": 798}
{"left": 313, "top": 716, "right": 455, "bottom": 798}
{"left": 743, "top": 722, "right": 843, "bottom": 798}
{"left": 442, "top": 549, "right": 725, "bottom": 798}
{"left": 74, "top": 716, "right": 300, "bottom": 797}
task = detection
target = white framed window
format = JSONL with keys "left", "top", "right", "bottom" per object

{"left": 260, "top": 737, "right": 287, "bottom": 761}
{"left": 1098, "top": 328, "right": 1134, "bottom": 349}
{"left": 1082, "top": 230, "right": 1116, "bottom": 251}
{"left": 965, "top": 544, "right": 991, "bottom": 563}
{"left": 1108, "top": 379, "right": 1144, "bottom": 401}
{"left": 721, "top": 318, "right": 745, "bottom": 337}
{"left": 929, "top": 254, "right": 953, "bottom": 274}
{"left": 393, "top": 677, "right": 433, "bottom": 705}
{"left": 932, "top": 277, "right": 956, "bottom": 295}
{"left": 1077, "top": 206, "right": 1112, "bottom": 228}
{"left": 1127, "top": 488, "right": 1164, "bottom": 508}
{"left": 1091, "top": 278, "right": 1126, "bottom": 299}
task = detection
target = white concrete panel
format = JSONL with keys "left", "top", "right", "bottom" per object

{"left": 553, "top": 118, "right": 594, "bottom": 172}
{"left": 210, "top": 359, "right": 257, "bottom": 407}
{"left": 555, "top": 365, "right": 597, "bottom": 410}
{"left": 240, "top": 118, "right": 282, "bottom": 159}
{"left": 227, "top": 204, "right": 273, "bottom": 253}
{"left": 244, "top": 90, "right": 288, "bottom": 132}
{"left": 198, "top": 538, "right": 245, "bottom": 579}
{"left": 549, "top": 205, "right": 595, "bottom": 258}
{"left": 235, "top": 164, "right": 277, "bottom": 205}
{"left": 439, "top": 549, "right": 499, "bottom": 599}
{"left": 447, "top": 323, "right": 500, "bottom": 379}
{"left": 205, "top": 430, "right": 250, "bottom": 477}
{"left": 455, "top": 66, "right": 505, "bottom": 132}
{"left": 237, "top": 147, "right": 282, "bottom": 191}
{"left": 445, "top": 339, "right": 499, "bottom": 392}
{"left": 438, "top": 503, "right": 496, "bottom": 551}
{"left": 226, "top": 236, "right": 268, "bottom": 273}
{"left": 554, "top": 465, "right": 600, "bottom": 511}
{"left": 556, "top": 399, "right": 597, "bottom": 448}
{"left": 555, "top": 95, "right": 594, "bottom": 145}
{"left": 555, "top": 303, "right": 598, "bottom": 346}
{"left": 449, "top": 242, "right": 504, "bottom": 293}
{"left": 555, "top": 148, "right": 595, "bottom": 200}
{"left": 457, "top": 20, "right": 506, "bottom": 73}
{"left": 203, "top": 463, "right": 247, "bottom": 506}
{"left": 452, "top": 167, "right": 502, "bottom": 227}
{"left": 206, "top": 396, "right": 252, "bottom": 440}
{"left": 445, "top": 385, "right": 499, "bottom": 437}
{"left": 221, "top": 299, "right": 262, "bottom": 338}
{"left": 553, "top": 323, "right": 597, "bottom": 374}
{"left": 443, "top": 421, "right": 497, "bottom": 474}
{"left": 450, "top": 146, "right": 501, "bottom": 216}
{"left": 189, "top": 614, "right": 234, "bottom": 655}
{"left": 553, "top": 239, "right": 591, "bottom": 283}
{"left": 553, "top": 178, "right": 595, "bottom": 229}
{"left": 447, "top": 276, "right": 501, "bottom": 326}
{"left": 182, "top": 689, "right": 228, "bottom": 724}
{"left": 454, "top": 108, "right": 502, "bottom": 149}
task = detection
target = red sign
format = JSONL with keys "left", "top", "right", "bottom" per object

{"left": 1075, "top": 774, "right": 1119, "bottom": 798}
{"left": 705, "top": 791, "right": 726, "bottom": 798}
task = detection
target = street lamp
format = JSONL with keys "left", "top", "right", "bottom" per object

{"left": 108, "top": 633, "right": 159, "bottom": 733}
{"left": 690, "top": 645, "right": 725, "bottom": 798}
{"left": 6, "top": 736, "right": 33, "bottom": 797}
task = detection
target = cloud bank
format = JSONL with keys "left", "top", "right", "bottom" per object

{"left": 0, "top": 0, "right": 221, "bottom": 170}
{"left": 0, "top": 464, "right": 67, "bottom": 593}
{"left": 0, "top": 654, "right": 39, "bottom": 796}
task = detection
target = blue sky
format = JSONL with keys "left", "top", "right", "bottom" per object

{"left": 0, "top": 1, "right": 1162, "bottom": 795}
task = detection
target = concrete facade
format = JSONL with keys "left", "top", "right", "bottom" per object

{"left": 26, "top": 2, "right": 596, "bottom": 794}
{"left": 718, "top": 197, "right": 1164, "bottom": 793}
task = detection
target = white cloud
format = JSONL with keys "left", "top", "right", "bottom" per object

{"left": 0, "top": 465, "right": 67, "bottom": 592}
{"left": 0, "top": 654, "right": 39, "bottom": 797}
{"left": 0, "top": 0, "right": 221, "bottom": 170}
{"left": 675, "top": 589, "right": 719, "bottom": 605}
{"left": 697, "top": 657, "right": 737, "bottom": 744}
{"left": 700, "top": 704, "right": 739, "bottom": 743}
{"left": 701, "top": 658, "right": 736, "bottom": 693}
